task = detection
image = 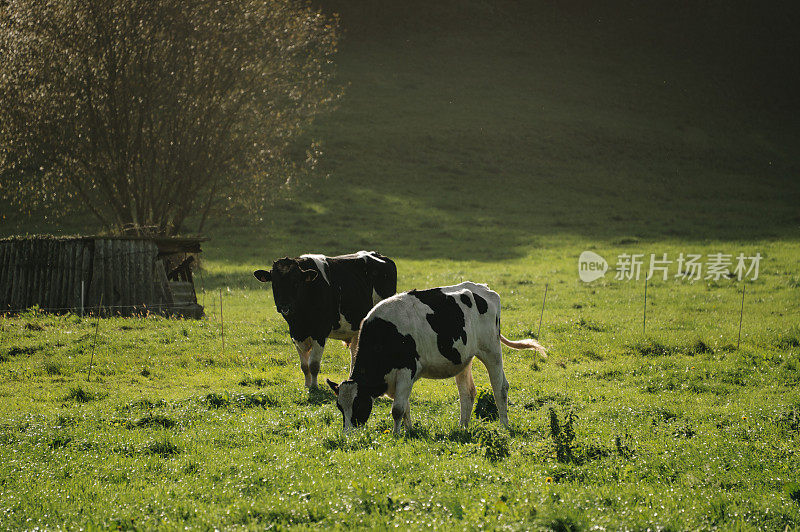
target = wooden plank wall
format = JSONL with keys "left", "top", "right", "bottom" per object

{"left": 85, "top": 238, "right": 161, "bottom": 315}
{"left": 0, "top": 237, "right": 172, "bottom": 316}
{"left": 0, "top": 238, "right": 95, "bottom": 313}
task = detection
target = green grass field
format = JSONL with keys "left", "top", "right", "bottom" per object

{"left": 1, "top": 4, "right": 799, "bottom": 530}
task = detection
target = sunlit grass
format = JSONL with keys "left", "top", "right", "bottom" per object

{"left": 0, "top": 236, "right": 798, "bottom": 528}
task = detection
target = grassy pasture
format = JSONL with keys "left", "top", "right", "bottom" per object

{"left": 2, "top": 3, "right": 800, "bottom": 530}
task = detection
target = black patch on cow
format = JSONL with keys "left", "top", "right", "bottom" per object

{"left": 324, "top": 252, "right": 397, "bottom": 334}
{"left": 352, "top": 317, "right": 418, "bottom": 397}
{"left": 460, "top": 294, "right": 472, "bottom": 307}
{"left": 262, "top": 252, "right": 398, "bottom": 346}
{"left": 359, "top": 251, "right": 397, "bottom": 300}
{"left": 409, "top": 288, "right": 467, "bottom": 365}
{"left": 351, "top": 392, "right": 374, "bottom": 427}
{"left": 474, "top": 293, "right": 489, "bottom": 314}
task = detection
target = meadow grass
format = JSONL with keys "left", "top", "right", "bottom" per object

{"left": 1, "top": 5, "right": 799, "bottom": 530}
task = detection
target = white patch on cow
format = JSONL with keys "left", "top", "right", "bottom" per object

{"left": 337, "top": 381, "right": 358, "bottom": 431}
{"left": 300, "top": 254, "right": 330, "bottom": 284}
{"left": 355, "top": 250, "right": 385, "bottom": 263}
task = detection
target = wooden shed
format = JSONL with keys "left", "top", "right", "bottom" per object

{"left": 0, "top": 235, "right": 206, "bottom": 318}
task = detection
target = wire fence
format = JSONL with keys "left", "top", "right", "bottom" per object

{"left": 1, "top": 279, "right": 756, "bottom": 345}
{"left": 0, "top": 302, "right": 201, "bottom": 313}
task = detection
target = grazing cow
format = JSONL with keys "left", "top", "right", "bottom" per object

{"left": 254, "top": 251, "right": 397, "bottom": 387}
{"left": 327, "top": 282, "right": 546, "bottom": 434}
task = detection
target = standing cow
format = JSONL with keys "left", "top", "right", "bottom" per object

{"left": 254, "top": 251, "right": 397, "bottom": 387}
{"left": 327, "top": 282, "right": 546, "bottom": 434}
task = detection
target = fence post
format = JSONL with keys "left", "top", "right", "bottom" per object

{"left": 219, "top": 288, "right": 224, "bottom": 357}
{"left": 737, "top": 284, "right": 746, "bottom": 349}
{"left": 537, "top": 283, "right": 548, "bottom": 340}
{"left": 87, "top": 293, "right": 103, "bottom": 381}
{"left": 643, "top": 277, "right": 648, "bottom": 335}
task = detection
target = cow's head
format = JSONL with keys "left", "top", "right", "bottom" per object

{"left": 327, "top": 378, "right": 373, "bottom": 432}
{"left": 253, "top": 257, "right": 318, "bottom": 316}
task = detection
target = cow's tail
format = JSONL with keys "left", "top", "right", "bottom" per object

{"left": 500, "top": 334, "right": 547, "bottom": 358}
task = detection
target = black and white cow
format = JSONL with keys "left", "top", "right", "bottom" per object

{"left": 254, "top": 251, "right": 397, "bottom": 387}
{"left": 327, "top": 282, "right": 546, "bottom": 434}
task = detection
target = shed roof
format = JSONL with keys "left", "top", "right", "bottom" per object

{"left": 0, "top": 234, "right": 207, "bottom": 253}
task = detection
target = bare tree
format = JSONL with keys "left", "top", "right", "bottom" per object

{"left": 0, "top": 0, "right": 340, "bottom": 235}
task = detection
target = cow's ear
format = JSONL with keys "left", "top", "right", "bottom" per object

{"left": 326, "top": 378, "right": 339, "bottom": 395}
{"left": 253, "top": 270, "right": 272, "bottom": 283}
{"left": 302, "top": 269, "right": 318, "bottom": 282}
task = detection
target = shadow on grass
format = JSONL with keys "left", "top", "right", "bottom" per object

{"left": 307, "top": 386, "right": 337, "bottom": 406}
{"left": 3, "top": 8, "right": 799, "bottom": 262}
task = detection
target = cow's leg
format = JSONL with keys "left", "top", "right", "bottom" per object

{"left": 477, "top": 348, "right": 510, "bottom": 428}
{"left": 292, "top": 338, "right": 313, "bottom": 387}
{"left": 391, "top": 370, "right": 413, "bottom": 436}
{"left": 454, "top": 360, "right": 477, "bottom": 427}
{"left": 403, "top": 399, "right": 413, "bottom": 429}
{"left": 307, "top": 339, "right": 325, "bottom": 388}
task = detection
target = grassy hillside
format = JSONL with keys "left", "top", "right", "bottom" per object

{"left": 1, "top": 3, "right": 799, "bottom": 529}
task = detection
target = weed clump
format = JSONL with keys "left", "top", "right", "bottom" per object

{"left": 119, "top": 398, "right": 167, "bottom": 411}
{"left": 539, "top": 513, "right": 586, "bottom": 532}
{"left": 582, "top": 349, "right": 604, "bottom": 361}
{"left": 614, "top": 434, "right": 633, "bottom": 458}
{"left": 236, "top": 393, "right": 280, "bottom": 408}
{"left": 1, "top": 346, "right": 38, "bottom": 362}
{"left": 44, "top": 360, "right": 67, "bottom": 376}
{"left": 473, "top": 389, "right": 498, "bottom": 421}
{"left": 776, "top": 403, "right": 800, "bottom": 432}
{"left": 65, "top": 386, "right": 102, "bottom": 403}
{"left": 49, "top": 434, "right": 72, "bottom": 449}
{"left": 128, "top": 413, "right": 177, "bottom": 430}
{"left": 549, "top": 407, "right": 576, "bottom": 463}
{"left": 578, "top": 318, "right": 605, "bottom": 332}
{"left": 689, "top": 339, "right": 714, "bottom": 355}
{"left": 630, "top": 339, "right": 677, "bottom": 357}
{"left": 143, "top": 436, "right": 180, "bottom": 457}
{"left": 672, "top": 420, "right": 696, "bottom": 439}
{"left": 549, "top": 407, "right": 612, "bottom": 464}
{"left": 444, "top": 426, "right": 474, "bottom": 444}
{"left": 202, "top": 391, "right": 279, "bottom": 409}
{"left": 203, "top": 392, "right": 228, "bottom": 408}
{"left": 778, "top": 335, "right": 800, "bottom": 349}
{"left": 54, "top": 414, "right": 76, "bottom": 427}
{"left": 786, "top": 483, "right": 800, "bottom": 505}
{"left": 472, "top": 424, "right": 510, "bottom": 462}
{"left": 239, "top": 375, "right": 271, "bottom": 387}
